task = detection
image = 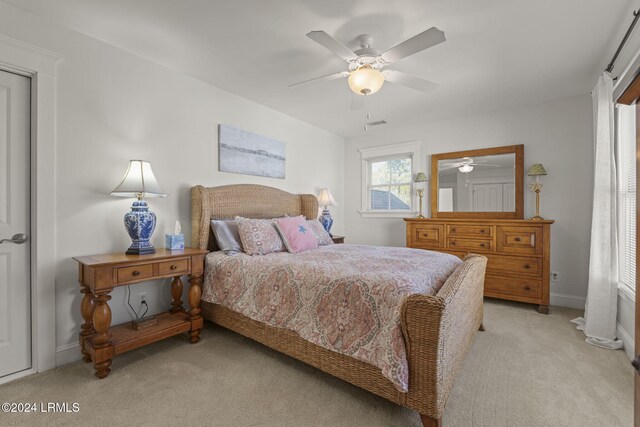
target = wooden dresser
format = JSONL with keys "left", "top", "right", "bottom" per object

{"left": 405, "top": 218, "right": 554, "bottom": 313}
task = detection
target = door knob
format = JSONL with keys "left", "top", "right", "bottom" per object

{"left": 0, "top": 233, "right": 28, "bottom": 244}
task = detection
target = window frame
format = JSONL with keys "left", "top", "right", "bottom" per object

{"left": 358, "top": 141, "right": 421, "bottom": 218}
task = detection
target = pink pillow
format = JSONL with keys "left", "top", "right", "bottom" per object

{"left": 235, "top": 216, "right": 285, "bottom": 256}
{"left": 274, "top": 216, "right": 318, "bottom": 253}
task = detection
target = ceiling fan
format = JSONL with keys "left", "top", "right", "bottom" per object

{"left": 289, "top": 28, "right": 446, "bottom": 109}
{"left": 439, "top": 157, "right": 502, "bottom": 173}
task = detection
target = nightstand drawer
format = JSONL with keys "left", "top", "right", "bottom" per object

{"left": 158, "top": 259, "right": 189, "bottom": 275}
{"left": 116, "top": 264, "right": 153, "bottom": 283}
{"left": 447, "top": 238, "right": 492, "bottom": 252}
{"left": 447, "top": 224, "right": 493, "bottom": 237}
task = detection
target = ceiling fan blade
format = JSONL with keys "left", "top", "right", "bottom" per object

{"left": 384, "top": 70, "right": 439, "bottom": 93}
{"left": 289, "top": 71, "right": 348, "bottom": 88}
{"left": 350, "top": 94, "right": 366, "bottom": 110}
{"left": 381, "top": 27, "right": 446, "bottom": 64}
{"left": 307, "top": 31, "right": 358, "bottom": 61}
{"left": 439, "top": 164, "right": 460, "bottom": 171}
{"left": 470, "top": 163, "right": 501, "bottom": 167}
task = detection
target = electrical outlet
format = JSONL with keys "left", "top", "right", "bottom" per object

{"left": 138, "top": 292, "right": 147, "bottom": 310}
{"left": 551, "top": 271, "right": 559, "bottom": 282}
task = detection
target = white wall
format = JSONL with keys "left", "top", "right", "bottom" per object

{"left": 345, "top": 94, "right": 593, "bottom": 307}
{"left": 0, "top": 2, "right": 345, "bottom": 365}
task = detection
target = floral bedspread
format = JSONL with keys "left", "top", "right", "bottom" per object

{"left": 202, "top": 244, "right": 462, "bottom": 392}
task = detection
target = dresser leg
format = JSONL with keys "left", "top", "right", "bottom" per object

{"left": 537, "top": 305, "right": 549, "bottom": 315}
{"left": 92, "top": 292, "right": 113, "bottom": 379}
{"left": 478, "top": 322, "right": 485, "bottom": 331}
{"left": 188, "top": 274, "right": 203, "bottom": 343}
{"left": 79, "top": 284, "right": 96, "bottom": 363}
{"left": 170, "top": 276, "right": 184, "bottom": 312}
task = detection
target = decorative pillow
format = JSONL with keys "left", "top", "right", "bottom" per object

{"left": 274, "top": 216, "right": 318, "bottom": 254}
{"left": 235, "top": 216, "right": 285, "bottom": 255}
{"left": 307, "top": 219, "right": 334, "bottom": 246}
{"left": 210, "top": 219, "right": 244, "bottom": 255}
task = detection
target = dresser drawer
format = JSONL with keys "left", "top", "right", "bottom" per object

{"left": 496, "top": 226, "right": 542, "bottom": 255}
{"left": 447, "top": 224, "right": 493, "bottom": 237}
{"left": 447, "top": 238, "right": 493, "bottom": 252}
{"left": 409, "top": 224, "right": 444, "bottom": 248}
{"left": 158, "top": 259, "right": 189, "bottom": 275}
{"left": 485, "top": 275, "right": 541, "bottom": 298}
{"left": 116, "top": 264, "right": 153, "bottom": 283}
{"left": 486, "top": 255, "right": 542, "bottom": 277}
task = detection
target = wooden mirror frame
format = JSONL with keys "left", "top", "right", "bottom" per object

{"left": 430, "top": 144, "right": 524, "bottom": 219}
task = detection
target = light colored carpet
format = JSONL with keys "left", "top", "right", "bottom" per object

{"left": 0, "top": 300, "right": 633, "bottom": 426}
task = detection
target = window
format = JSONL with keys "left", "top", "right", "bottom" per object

{"left": 358, "top": 141, "right": 421, "bottom": 217}
{"left": 369, "top": 156, "right": 412, "bottom": 210}
{"left": 616, "top": 104, "right": 636, "bottom": 294}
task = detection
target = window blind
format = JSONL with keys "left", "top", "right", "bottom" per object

{"left": 617, "top": 104, "right": 636, "bottom": 292}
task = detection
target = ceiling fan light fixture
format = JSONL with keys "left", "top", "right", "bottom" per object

{"left": 459, "top": 164, "right": 474, "bottom": 173}
{"left": 348, "top": 65, "right": 384, "bottom": 96}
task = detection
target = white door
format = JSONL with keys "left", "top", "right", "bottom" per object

{"left": 0, "top": 70, "right": 31, "bottom": 378}
{"left": 472, "top": 183, "right": 503, "bottom": 211}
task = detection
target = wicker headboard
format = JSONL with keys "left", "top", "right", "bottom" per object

{"left": 191, "top": 184, "right": 319, "bottom": 251}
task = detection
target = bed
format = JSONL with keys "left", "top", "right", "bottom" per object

{"left": 191, "top": 184, "right": 487, "bottom": 427}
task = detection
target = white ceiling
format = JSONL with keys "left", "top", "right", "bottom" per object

{"left": 4, "top": 0, "right": 634, "bottom": 137}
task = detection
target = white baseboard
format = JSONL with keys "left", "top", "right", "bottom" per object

{"left": 617, "top": 323, "right": 634, "bottom": 361}
{"left": 55, "top": 343, "right": 81, "bottom": 367}
{"left": 550, "top": 292, "right": 586, "bottom": 309}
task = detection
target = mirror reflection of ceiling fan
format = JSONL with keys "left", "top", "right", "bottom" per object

{"left": 289, "top": 28, "right": 446, "bottom": 110}
{"left": 439, "top": 157, "right": 501, "bottom": 173}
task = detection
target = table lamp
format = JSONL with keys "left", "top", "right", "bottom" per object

{"left": 527, "top": 163, "right": 547, "bottom": 220}
{"left": 414, "top": 172, "right": 428, "bottom": 218}
{"left": 317, "top": 188, "right": 338, "bottom": 237}
{"left": 110, "top": 160, "right": 167, "bottom": 254}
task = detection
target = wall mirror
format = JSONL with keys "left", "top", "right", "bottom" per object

{"left": 431, "top": 145, "right": 524, "bottom": 219}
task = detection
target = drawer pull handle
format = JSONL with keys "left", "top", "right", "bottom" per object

{"left": 451, "top": 242, "right": 456, "bottom": 245}
{"left": 479, "top": 243, "right": 485, "bottom": 248}
{"left": 170, "top": 265, "right": 178, "bottom": 270}
{"left": 451, "top": 228, "right": 456, "bottom": 232}
{"left": 524, "top": 264, "right": 531, "bottom": 269}
{"left": 132, "top": 270, "right": 140, "bottom": 276}
{"left": 515, "top": 237, "right": 521, "bottom": 242}
{"left": 524, "top": 285, "right": 531, "bottom": 291}
{"left": 480, "top": 229, "right": 485, "bottom": 233}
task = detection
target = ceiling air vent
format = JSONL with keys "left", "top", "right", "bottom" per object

{"left": 366, "top": 120, "right": 387, "bottom": 127}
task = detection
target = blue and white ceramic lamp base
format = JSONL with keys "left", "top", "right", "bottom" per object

{"left": 319, "top": 207, "right": 334, "bottom": 238}
{"left": 124, "top": 200, "right": 157, "bottom": 255}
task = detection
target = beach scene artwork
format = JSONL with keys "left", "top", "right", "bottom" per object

{"left": 218, "top": 124, "right": 286, "bottom": 179}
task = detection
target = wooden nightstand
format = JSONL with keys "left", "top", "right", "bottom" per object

{"left": 332, "top": 235, "right": 345, "bottom": 244}
{"left": 73, "top": 248, "right": 208, "bottom": 379}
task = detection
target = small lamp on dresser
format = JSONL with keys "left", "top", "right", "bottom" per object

{"left": 414, "top": 172, "right": 428, "bottom": 219}
{"left": 111, "top": 160, "right": 167, "bottom": 255}
{"left": 317, "top": 188, "right": 338, "bottom": 237}
{"left": 527, "top": 163, "right": 547, "bottom": 220}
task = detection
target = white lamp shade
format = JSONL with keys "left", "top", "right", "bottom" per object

{"left": 317, "top": 188, "right": 337, "bottom": 207}
{"left": 348, "top": 65, "right": 385, "bottom": 96}
{"left": 110, "top": 160, "right": 167, "bottom": 198}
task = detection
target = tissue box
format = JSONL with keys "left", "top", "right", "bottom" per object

{"left": 165, "top": 234, "right": 185, "bottom": 250}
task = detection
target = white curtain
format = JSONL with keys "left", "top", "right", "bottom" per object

{"left": 570, "top": 72, "right": 623, "bottom": 350}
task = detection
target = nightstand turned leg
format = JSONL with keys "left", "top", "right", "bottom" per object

{"left": 79, "top": 284, "right": 96, "bottom": 363}
{"left": 188, "top": 274, "right": 203, "bottom": 343}
{"left": 170, "top": 276, "right": 184, "bottom": 312}
{"left": 92, "top": 292, "right": 113, "bottom": 379}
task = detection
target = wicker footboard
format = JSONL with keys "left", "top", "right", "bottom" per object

{"left": 200, "top": 253, "right": 487, "bottom": 424}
